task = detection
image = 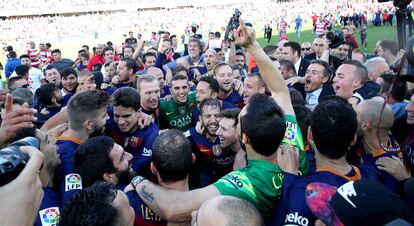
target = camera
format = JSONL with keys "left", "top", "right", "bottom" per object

{"left": 0, "top": 137, "right": 40, "bottom": 186}
{"left": 224, "top": 9, "right": 242, "bottom": 41}
{"left": 326, "top": 29, "right": 345, "bottom": 49}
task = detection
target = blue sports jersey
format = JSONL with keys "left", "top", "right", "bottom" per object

{"left": 356, "top": 136, "right": 404, "bottom": 192}
{"left": 126, "top": 191, "right": 167, "bottom": 226}
{"left": 61, "top": 93, "right": 74, "bottom": 107}
{"left": 272, "top": 166, "right": 382, "bottom": 226}
{"left": 304, "top": 145, "right": 316, "bottom": 174}
{"left": 106, "top": 119, "right": 159, "bottom": 176}
{"left": 185, "top": 127, "right": 236, "bottom": 187}
{"left": 191, "top": 100, "right": 237, "bottom": 125}
{"left": 219, "top": 90, "right": 243, "bottom": 108}
{"left": 56, "top": 136, "right": 83, "bottom": 204}
{"left": 142, "top": 107, "right": 161, "bottom": 128}
{"left": 35, "top": 187, "right": 61, "bottom": 226}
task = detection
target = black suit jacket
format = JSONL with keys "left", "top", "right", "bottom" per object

{"left": 297, "top": 58, "right": 310, "bottom": 77}
{"left": 304, "top": 53, "right": 342, "bottom": 71}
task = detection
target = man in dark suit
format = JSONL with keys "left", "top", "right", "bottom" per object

{"left": 280, "top": 41, "right": 310, "bottom": 77}
{"left": 304, "top": 37, "right": 342, "bottom": 71}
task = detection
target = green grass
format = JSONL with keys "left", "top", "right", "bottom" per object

{"left": 256, "top": 22, "right": 397, "bottom": 54}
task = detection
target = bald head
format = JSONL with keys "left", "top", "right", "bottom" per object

{"left": 192, "top": 196, "right": 264, "bottom": 226}
{"left": 357, "top": 97, "right": 394, "bottom": 131}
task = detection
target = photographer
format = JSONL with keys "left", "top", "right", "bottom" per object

{"left": 0, "top": 145, "right": 44, "bottom": 226}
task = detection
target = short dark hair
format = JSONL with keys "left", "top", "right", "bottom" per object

{"left": 214, "top": 48, "right": 222, "bottom": 53}
{"left": 309, "top": 59, "right": 332, "bottom": 79}
{"left": 379, "top": 73, "right": 395, "bottom": 94}
{"left": 293, "top": 105, "right": 312, "bottom": 141}
{"left": 60, "top": 182, "right": 120, "bottom": 226}
{"left": 214, "top": 31, "right": 221, "bottom": 38}
{"left": 123, "top": 45, "right": 135, "bottom": 53}
{"left": 60, "top": 67, "right": 78, "bottom": 78}
{"left": 199, "top": 98, "right": 221, "bottom": 115}
{"left": 279, "top": 59, "right": 297, "bottom": 75}
{"left": 289, "top": 88, "right": 305, "bottom": 105}
{"left": 7, "top": 76, "right": 25, "bottom": 91}
{"left": 74, "top": 136, "right": 116, "bottom": 188}
{"left": 112, "top": 87, "right": 141, "bottom": 111}
{"left": 235, "top": 51, "right": 245, "bottom": 59}
{"left": 19, "top": 54, "right": 30, "bottom": 60}
{"left": 241, "top": 94, "right": 285, "bottom": 156}
{"left": 263, "top": 45, "right": 278, "bottom": 57}
{"left": 390, "top": 79, "right": 407, "bottom": 102}
{"left": 45, "top": 43, "right": 51, "bottom": 48}
{"left": 51, "top": 49, "right": 61, "bottom": 54}
{"left": 379, "top": 39, "right": 398, "bottom": 55}
{"left": 8, "top": 51, "right": 17, "bottom": 58}
{"left": 102, "top": 46, "right": 114, "bottom": 54}
{"left": 67, "top": 90, "right": 111, "bottom": 130}
{"left": 152, "top": 129, "right": 192, "bottom": 182}
{"left": 199, "top": 76, "right": 220, "bottom": 93}
{"left": 284, "top": 41, "right": 302, "bottom": 57}
{"left": 44, "top": 64, "right": 56, "bottom": 72}
{"left": 172, "top": 65, "right": 188, "bottom": 76}
{"left": 219, "top": 108, "right": 241, "bottom": 127}
{"left": 82, "top": 45, "right": 89, "bottom": 51}
{"left": 171, "top": 74, "right": 188, "bottom": 83}
{"left": 121, "top": 58, "right": 138, "bottom": 74}
{"left": 246, "top": 73, "right": 266, "bottom": 88}
{"left": 35, "top": 83, "right": 59, "bottom": 106}
{"left": 143, "top": 52, "right": 156, "bottom": 64}
{"left": 311, "top": 96, "right": 357, "bottom": 159}
{"left": 15, "top": 65, "right": 29, "bottom": 76}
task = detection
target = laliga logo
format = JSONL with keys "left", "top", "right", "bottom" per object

{"left": 39, "top": 207, "right": 60, "bottom": 226}
{"left": 284, "top": 127, "right": 296, "bottom": 141}
{"left": 65, "top": 173, "right": 82, "bottom": 192}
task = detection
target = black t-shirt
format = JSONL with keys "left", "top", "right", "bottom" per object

{"left": 125, "top": 37, "right": 138, "bottom": 45}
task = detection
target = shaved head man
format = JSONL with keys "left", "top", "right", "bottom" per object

{"left": 356, "top": 97, "right": 394, "bottom": 154}
{"left": 191, "top": 196, "right": 264, "bottom": 226}
{"left": 147, "top": 67, "right": 165, "bottom": 91}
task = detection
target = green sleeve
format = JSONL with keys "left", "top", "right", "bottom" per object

{"left": 282, "top": 115, "right": 309, "bottom": 175}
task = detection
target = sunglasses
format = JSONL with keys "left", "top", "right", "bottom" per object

{"left": 302, "top": 47, "right": 311, "bottom": 51}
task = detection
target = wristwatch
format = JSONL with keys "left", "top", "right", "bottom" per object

{"left": 131, "top": 176, "right": 146, "bottom": 190}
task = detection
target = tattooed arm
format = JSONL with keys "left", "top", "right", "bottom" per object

{"left": 133, "top": 181, "right": 220, "bottom": 222}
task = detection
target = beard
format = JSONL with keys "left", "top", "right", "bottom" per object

{"left": 89, "top": 125, "right": 105, "bottom": 138}
{"left": 116, "top": 166, "right": 136, "bottom": 185}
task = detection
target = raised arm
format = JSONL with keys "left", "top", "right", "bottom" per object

{"left": 234, "top": 18, "right": 294, "bottom": 115}
{"left": 127, "top": 181, "right": 220, "bottom": 222}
